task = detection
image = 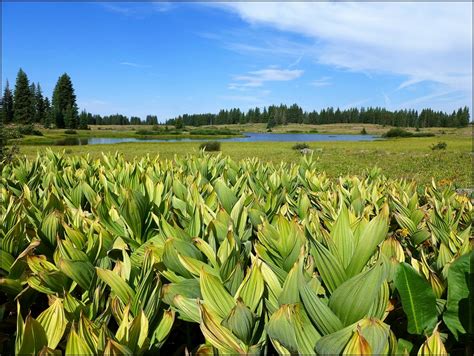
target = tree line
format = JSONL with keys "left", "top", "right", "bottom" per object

{"left": 2, "top": 69, "right": 470, "bottom": 129}
{"left": 166, "top": 104, "right": 470, "bottom": 128}
{"left": 1, "top": 69, "right": 87, "bottom": 129}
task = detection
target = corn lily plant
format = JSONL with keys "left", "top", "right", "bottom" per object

{"left": 0, "top": 150, "right": 472, "bottom": 355}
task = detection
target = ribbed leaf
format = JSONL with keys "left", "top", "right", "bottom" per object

{"left": 235, "top": 262, "right": 265, "bottom": 312}
{"left": 96, "top": 268, "right": 136, "bottom": 304}
{"left": 300, "top": 283, "right": 343, "bottom": 335}
{"left": 152, "top": 310, "right": 175, "bottom": 347}
{"left": 329, "top": 264, "right": 385, "bottom": 326}
{"left": 394, "top": 263, "right": 438, "bottom": 335}
{"left": 17, "top": 315, "right": 48, "bottom": 356}
{"left": 214, "top": 179, "right": 238, "bottom": 214}
{"left": 200, "top": 269, "right": 234, "bottom": 319}
{"left": 312, "top": 240, "right": 348, "bottom": 293}
{"left": 346, "top": 214, "right": 389, "bottom": 277}
{"left": 199, "top": 304, "right": 246, "bottom": 354}
{"left": 443, "top": 251, "right": 473, "bottom": 339}
{"left": 222, "top": 300, "right": 256, "bottom": 344}
{"left": 58, "top": 258, "right": 94, "bottom": 290}
{"left": 37, "top": 298, "right": 67, "bottom": 349}
{"left": 65, "top": 328, "right": 94, "bottom": 356}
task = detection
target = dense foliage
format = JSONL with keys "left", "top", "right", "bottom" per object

{"left": 2, "top": 69, "right": 471, "bottom": 129}
{"left": 1, "top": 152, "right": 472, "bottom": 355}
{"left": 166, "top": 104, "right": 471, "bottom": 128}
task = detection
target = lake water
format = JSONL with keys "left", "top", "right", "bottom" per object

{"left": 55, "top": 133, "right": 378, "bottom": 145}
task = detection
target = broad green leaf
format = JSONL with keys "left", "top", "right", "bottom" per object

{"left": 200, "top": 269, "right": 235, "bottom": 319}
{"left": 418, "top": 328, "right": 448, "bottom": 355}
{"left": 173, "top": 295, "right": 200, "bottom": 323}
{"left": 329, "top": 263, "right": 385, "bottom": 326}
{"left": 58, "top": 258, "right": 94, "bottom": 290}
{"left": 330, "top": 206, "right": 355, "bottom": 268}
{"left": 37, "top": 298, "right": 67, "bottom": 349}
{"left": 300, "top": 283, "right": 343, "bottom": 335}
{"left": 394, "top": 263, "right": 438, "bottom": 335}
{"left": 312, "top": 240, "right": 347, "bottom": 293}
{"left": 214, "top": 179, "right": 238, "bottom": 214}
{"left": 199, "top": 304, "right": 246, "bottom": 354}
{"left": 17, "top": 315, "right": 48, "bottom": 356}
{"left": 222, "top": 300, "right": 256, "bottom": 344}
{"left": 96, "top": 267, "right": 136, "bottom": 304}
{"left": 346, "top": 213, "right": 389, "bottom": 277}
{"left": 235, "top": 262, "right": 265, "bottom": 312}
{"left": 152, "top": 310, "right": 175, "bottom": 347}
{"left": 267, "top": 303, "right": 320, "bottom": 354}
{"left": 128, "top": 310, "right": 149, "bottom": 353}
{"left": 443, "top": 251, "right": 473, "bottom": 339}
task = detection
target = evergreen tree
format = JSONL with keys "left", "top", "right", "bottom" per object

{"left": 52, "top": 73, "right": 78, "bottom": 128}
{"left": 78, "top": 110, "right": 89, "bottom": 129}
{"left": 43, "top": 97, "right": 52, "bottom": 128}
{"left": 34, "top": 83, "right": 47, "bottom": 124}
{"left": 2, "top": 80, "right": 14, "bottom": 123}
{"left": 145, "top": 115, "right": 158, "bottom": 125}
{"left": 175, "top": 117, "right": 184, "bottom": 129}
{"left": 13, "top": 69, "right": 34, "bottom": 124}
{"left": 29, "top": 83, "right": 37, "bottom": 121}
{"left": 64, "top": 105, "right": 77, "bottom": 129}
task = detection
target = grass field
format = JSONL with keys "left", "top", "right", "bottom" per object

{"left": 14, "top": 128, "right": 473, "bottom": 187}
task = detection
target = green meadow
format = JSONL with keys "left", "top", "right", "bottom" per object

{"left": 12, "top": 125, "right": 473, "bottom": 187}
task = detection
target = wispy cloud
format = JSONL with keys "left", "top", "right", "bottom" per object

{"left": 100, "top": 2, "right": 174, "bottom": 18}
{"left": 310, "top": 76, "right": 331, "bottom": 88}
{"left": 289, "top": 54, "right": 304, "bottom": 68}
{"left": 214, "top": 2, "right": 472, "bottom": 109}
{"left": 230, "top": 67, "right": 303, "bottom": 89}
{"left": 120, "top": 62, "right": 151, "bottom": 69}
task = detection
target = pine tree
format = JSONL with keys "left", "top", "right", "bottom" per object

{"left": 64, "top": 105, "right": 77, "bottom": 129}
{"left": 13, "top": 69, "right": 34, "bottom": 124}
{"left": 35, "top": 83, "right": 47, "bottom": 124}
{"left": 43, "top": 97, "right": 52, "bottom": 128}
{"left": 29, "top": 83, "right": 37, "bottom": 122}
{"left": 78, "top": 110, "right": 89, "bottom": 129}
{"left": 2, "top": 80, "right": 14, "bottom": 123}
{"left": 52, "top": 73, "right": 78, "bottom": 128}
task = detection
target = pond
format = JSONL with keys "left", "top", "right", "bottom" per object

{"left": 55, "top": 133, "right": 378, "bottom": 145}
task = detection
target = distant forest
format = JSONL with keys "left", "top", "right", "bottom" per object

{"left": 166, "top": 104, "right": 471, "bottom": 129}
{"left": 2, "top": 69, "right": 471, "bottom": 129}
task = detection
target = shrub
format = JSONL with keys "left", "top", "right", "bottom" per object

{"left": 382, "top": 128, "right": 434, "bottom": 138}
{"left": 4, "top": 127, "right": 23, "bottom": 139}
{"left": 382, "top": 128, "right": 413, "bottom": 137}
{"left": 190, "top": 128, "right": 238, "bottom": 136}
{"left": 64, "top": 129, "right": 77, "bottom": 134}
{"left": 137, "top": 129, "right": 183, "bottom": 135}
{"left": 292, "top": 143, "right": 310, "bottom": 150}
{"left": 431, "top": 142, "right": 447, "bottom": 150}
{"left": 199, "top": 141, "right": 221, "bottom": 151}
{"left": 18, "top": 124, "right": 43, "bottom": 136}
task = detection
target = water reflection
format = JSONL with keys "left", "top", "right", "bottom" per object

{"left": 53, "top": 133, "right": 379, "bottom": 146}
{"left": 55, "top": 138, "right": 89, "bottom": 146}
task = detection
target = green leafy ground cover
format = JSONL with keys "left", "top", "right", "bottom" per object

{"left": 0, "top": 151, "right": 472, "bottom": 354}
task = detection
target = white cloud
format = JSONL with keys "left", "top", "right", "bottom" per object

{"left": 218, "top": 2, "right": 472, "bottom": 94}
{"left": 310, "top": 76, "right": 331, "bottom": 87}
{"left": 230, "top": 67, "right": 303, "bottom": 89}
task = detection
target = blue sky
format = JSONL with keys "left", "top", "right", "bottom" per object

{"left": 2, "top": 2, "right": 472, "bottom": 121}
